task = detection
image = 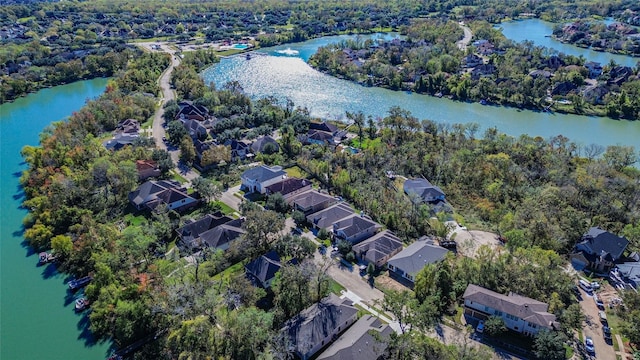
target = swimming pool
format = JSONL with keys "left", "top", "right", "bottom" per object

{"left": 232, "top": 43, "right": 249, "bottom": 49}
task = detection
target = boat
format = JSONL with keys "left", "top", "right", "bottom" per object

{"left": 38, "top": 252, "right": 57, "bottom": 266}
{"left": 434, "top": 92, "right": 443, "bottom": 98}
{"left": 245, "top": 53, "right": 251, "bottom": 60}
{"left": 275, "top": 47, "right": 300, "bottom": 56}
{"left": 480, "top": 99, "right": 488, "bottom": 105}
{"left": 75, "top": 298, "right": 90, "bottom": 312}
{"left": 68, "top": 276, "right": 92, "bottom": 290}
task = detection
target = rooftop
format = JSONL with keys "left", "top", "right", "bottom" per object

{"left": 387, "top": 239, "right": 449, "bottom": 277}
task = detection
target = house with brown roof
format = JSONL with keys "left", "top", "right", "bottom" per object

{"left": 463, "top": 284, "right": 558, "bottom": 337}
{"left": 306, "top": 203, "right": 355, "bottom": 230}
{"left": 288, "top": 190, "right": 337, "bottom": 214}
{"left": 136, "top": 160, "right": 161, "bottom": 180}
{"left": 128, "top": 180, "right": 198, "bottom": 212}
{"left": 176, "top": 212, "right": 245, "bottom": 251}
{"left": 265, "top": 178, "right": 313, "bottom": 200}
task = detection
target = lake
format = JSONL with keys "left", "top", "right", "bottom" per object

{"left": 0, "top": 78, "right": 110, "bottom": 360}
{"left": 203, "top": 31, "right": 640, "bottom": 149}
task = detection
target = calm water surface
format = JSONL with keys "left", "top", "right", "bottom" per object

{"left": 203, "top": 33, "right": 640, "bottom": 149}
{"left": 0, "top": 78, "right": 109, "bottom": 360}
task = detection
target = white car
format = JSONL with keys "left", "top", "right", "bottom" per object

{"left": 476, "top": 320, "right": 485, "bottom": 333}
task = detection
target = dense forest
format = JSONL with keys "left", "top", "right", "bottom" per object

{"left": 2, "top": 0, "right": 640, "bottom": 102}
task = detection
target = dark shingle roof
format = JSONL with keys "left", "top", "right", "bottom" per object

{"left": 333, "top": 215, "right": 380, "bottom": 239}
{"left": 403, "top": 178, "right": 445, "bottom": 202}
{"left": 282, "top": 294, "right": 358, "bottom": 358}
{"left": 316, "top": 315, "right": 393, "bottom": 360}
{"left": 265, "top": 178, "right": 312, "bottom": 197}
{"left": 128, "top": 180, "right": 182, "bottom": 207}
{"left": 176, "top": 212, "right": 234, "bottom": 242}
{"left": 387, "top": 239, "right": 448, "bottom": 277}
{"left": 307, "top": 203, "right": 355, "bottom": 229}
{"left": 577, "top": 227, "right": 629, "bottom": 262}
{"left": 463, "top": 284, "right": 557, "bottom": 329}
{"left": 241, "top": 165, "right": 287, "bottom": 183}
{"left": 289, "top": 190, "right": 335, "bottom": 210}
{"left": 309, "top": 121, "right": 338, "bottom": 134}
{"left": 251, "top": 135, "right": 280, "bottom": 153}
{"left": 245, "top": 250, "right": 281, "bottom": 287}
{"left": 200, "top": 218, "right": 245, "bottom": 249}
{"left": 353, "top": 230, "right": 403, "bottom": 264}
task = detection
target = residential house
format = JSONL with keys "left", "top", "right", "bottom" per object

{"left": 135, "top": 159, "right": 161, "bottom": 180}
{"left": 288, "top": 190, "right": 337, "bottom": 214}
{"left": 608, "top": 66, "right": 634, "bottom": 86}
{"left": 544, "top": 55, "right": 565, "bottom": 70}
{"left": 309, "top": 121, "right": 339, "bottom": 135}
{"left": 616, "top": 261, "right": 640, "bottom": 289}
{"left": 176, "top": 212, "right": 234, "bottom": 249}
{"left": 551, "top": 81, "right": 578, "bottom": 96}
{"left": 176, "top": 100, "right": 209, "bottom": 121}
{"left": 462, "top": 54, "right": 483, "bottom": 68}
{"left": 571, "top": 227, "right": 629, "bottom": 272}
{"left": 265, "top": 178, "right": 313, "bottom": 200}
{"left": 240, "top": 165, "right": 287, "bottom": 194}
{"left": 116, "top": 118, "right": 140, "bottom": 135}
{"left": 403, "top": 178, "right": 445, "bottom": 204}
{"left": 128, "top": 180, "right": 198, "bottom": 212}
{"left": 585, "top": 61, "right": 603, "bottom": 78}
{"left": 332, "top": 214, "right": 381, "bottom": 244}
{"left": 103, "top": 133, "right": 138, "bottom": 151}
{"left": 353, "top": 230, "right": 403, "bottom": 268}
{"left": 281, "top": 293, "right": 359, "bottom": 360}
{"left": 528, "top": 70, "right": 552, "bottom": 79}
{"left": 316, "top": 315, "right": 393, "bottom": 360}
{"left": 224, "top": 139, "right": 252, "bottom": 162}
{"left": 251, "top": 135, "right": 280, "bottom": 154}
{"left": 582, "top": 84, "right": 609, "bottom": 105}
{"left": 471, "top": 64, "right": 496, "bottom": 80}
{"left": 477, "top": 42, "right": 495, "bottom": 56}
{"left": 182, "top": 119, "right": 208, "bottom": 140}
{"left": 245, "top": 250, "right": 282, "bottom": 288}
{"left": 306, "top": 203, "right": 355, "bottom": 230}
{"left": 387, "top": 238, "right": 449, "bottom": 287}
{"left": 198, "top": 218, "right": 245, "bottom": 251}
{"left": 463, "top": 284, "right": 558, "bottom": 336}
{"left": 303, "top": 130, "right": 337, "bottom": 146}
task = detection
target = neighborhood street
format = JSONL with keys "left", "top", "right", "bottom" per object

{"left": 578, "top": 287, "right": 619, "bottom": 360}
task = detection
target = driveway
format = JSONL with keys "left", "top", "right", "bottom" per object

{"left": 219, "top": 185, "right": 243, "bottom": 212}
{"left": 457, "top": 23, "right": 473, "bottom": 51}
{"left": 578, "top": 287, "right": 616, "bottom": 360}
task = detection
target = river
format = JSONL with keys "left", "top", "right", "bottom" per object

{"left": 202, "top": 28, "right": 640, "bottom": 149}
{"left": 0, "top": 78, "right": 109, "bottom": 360}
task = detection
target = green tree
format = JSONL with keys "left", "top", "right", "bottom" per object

{"left": 533, "top": 330, "right": 567, "bottom": 360}
{"left": 484, "top": 316, "right": 507, "bottom": 337}
{"left": 50, "top": 234, "right": 73, "bottom": 257}
{"left": 179, "top": 136, "right": 196, "bottom": 165}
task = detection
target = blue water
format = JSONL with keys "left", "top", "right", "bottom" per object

{"left": 0, "top": 78, "right": 110, "bottom": 360}
{"left": 233, "top": 43, "right": 249, "bottom": 49}
{"left": 499, "top": 19, "right": 640, "bottom": 67}
{"left": 203, "top": 33, "right": 640, "bottom": 149}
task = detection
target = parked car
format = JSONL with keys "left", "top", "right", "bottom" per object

{"left": 585, "top": 336, "right": 595, "bottom": 354}
{"left": 476, "top": 320, "right": 485, "bottom": 333}
{"left": 603, "top": 325, "right": 612, "bottom": 341}
{"left": 599, "top": 311, "right": 608, "bottom": 324}
{"left": 594, "top": 294, "right": 604, "bottom": 308}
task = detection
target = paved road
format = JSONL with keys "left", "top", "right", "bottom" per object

{"left": 219, "top": 185, "right": 243, "bottom": 212}
{"left": 578, "top": 288, "right": 616, "bottom": 360}
{"left": 457, "top": 23, "right": 473, "bottom": 51}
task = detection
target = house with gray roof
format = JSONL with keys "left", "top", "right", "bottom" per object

{"left": 288, "top": 190, "right": 337, "bottom": 214}
{"left": 307, "top": 203, "right": 355, "bottom": 230}
{"left": 176, "top": 212, "right": 234, "bottom": 249}
{"left": 570, "top": 227, "right": 629, "bottom": 272}
{"left": 128, "top": 180, "right": 198, "bottom": 212}
{"left": 463, "top": 284, "right": 558, "bottom": 337}
{"left": 199, "top": 218, "right": 245, "bottom": 251}
{"left": 316, "top": 315, "right": 393, "bottom": 360}
{"left": 241, "top": 165, "right": 287, "bottom": 194}
{"left": 387, "top": 238, "right": 449, "bottom": 287}
{"left": 282, "top": 293, "right": 358, "bottom": 360}
{"left": 265, "top": 178, "right": 312, "bottom": 200}
{"left": 616, "top": 262, "right": 640, "bottom": 289}
{"left": 403, "top": 178, "right": 445, "bottom": 204}
{"left": 353, "top": 230, "right": 404, "bottom": 268}
{"left": 104, "top": 133, "right": 139, "bottom": 151}
{"left": 182, "top": 118, "right": 208, "bottom": 140}
{"left": 309, "top": 121, "right": 339, "bottom": 135}
{"left": 251, "top": 135, "right": 280, "bottom": 154}
{"left": 245, "top": 250, "right": 282, "bottom": 288}
{"left": 332, "top": 215, "right": 381, "bottom": 244}
{"left": 224, "top": 139, "right": 252, "bottom": 162}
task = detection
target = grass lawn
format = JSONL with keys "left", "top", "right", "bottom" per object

{"left": 124, "top": 213, "right": 147, "bottom": 226}
{"left": 329, "top": 279, "right": 345, "bottom": 295}
{"left": 170, "top": 171, "right": 188, "bottom": 184}
{"left": 212, "top": 261, "right": 244, "bottom": 285}
{"left": 212, "top": 201, "right": 236, "bottom": 215}
{"left": 284, "top": 165, "right": 307, "bottom": 179}
{"left": 217, "top": 49, "right": 245, "bottom": 56}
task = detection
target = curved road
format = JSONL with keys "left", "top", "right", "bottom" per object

{"left": 457, "top": 23, "right": 473, "bottom": 51}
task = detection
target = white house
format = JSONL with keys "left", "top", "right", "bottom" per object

{"left": 240, "top": 165, "right": 287, "bottom": 194}
{"left": 463, "top": 284, "right": 558, "bottom": 337}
